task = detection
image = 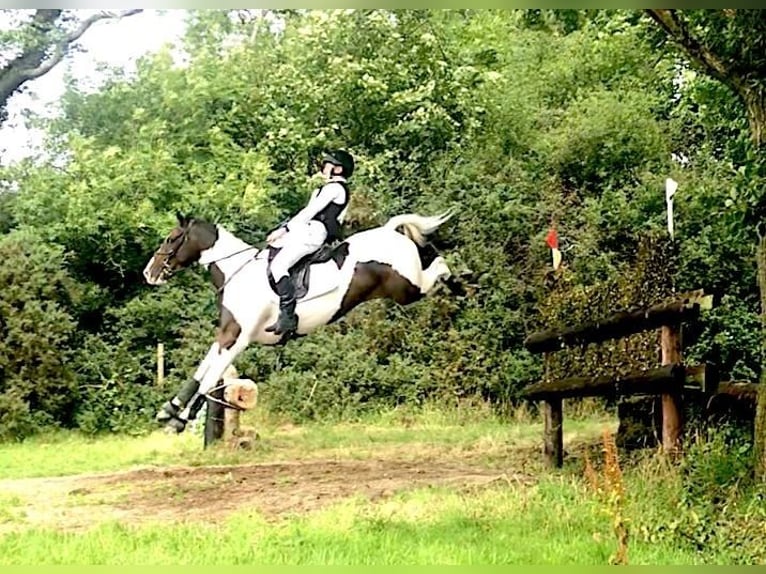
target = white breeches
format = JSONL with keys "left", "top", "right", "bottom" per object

{"left": 269, "top": 221, "right": 327, "bottom": 280}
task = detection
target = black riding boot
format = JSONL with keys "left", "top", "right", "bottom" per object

{"left": 265, "top": 276, "right": 298, "bottom": 336}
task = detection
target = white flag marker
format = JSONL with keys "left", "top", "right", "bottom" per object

{"left": 665, "top": 177, "right": 678, "bottom": 239}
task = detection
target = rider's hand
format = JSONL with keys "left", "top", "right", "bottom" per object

{"left": 267, "top": 227, "right": 287, "bottom": 244}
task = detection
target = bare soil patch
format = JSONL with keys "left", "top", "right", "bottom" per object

{"left": 0, "top": 457, "right": 533, "bottom": 533}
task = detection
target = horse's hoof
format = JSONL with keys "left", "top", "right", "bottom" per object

{"left": 164, "top": 418, "right": 187, "bottom": 434}
{"left": 276, "top": 332, "right": 295, "bottom": 346}
{"left": 155, "top": 401, "right": 178, "bottom": 423}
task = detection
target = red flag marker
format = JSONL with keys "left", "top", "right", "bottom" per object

{"left": 546, "top": 228, "right": 559, "bottom": 250}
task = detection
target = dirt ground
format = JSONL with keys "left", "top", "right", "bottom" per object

{"left": 0, "top": 456, "right": 534, "bottom": 533}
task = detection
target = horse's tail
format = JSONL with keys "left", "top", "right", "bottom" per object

{"left": 383, "top": 209, "right": 455, "bottom": 247}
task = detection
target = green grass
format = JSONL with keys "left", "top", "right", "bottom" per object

{"left": 0, "top": 479, "right": 711, "bottom": 565}
{"left": 0, "top": 400, "right": 614, "bottom": 480}
{"left": 0, "top": 401, "right": 738, "bottom": 565}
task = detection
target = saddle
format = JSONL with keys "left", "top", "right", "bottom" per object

{"left": 267, "top": 241, "right": 350, "bottom": 300}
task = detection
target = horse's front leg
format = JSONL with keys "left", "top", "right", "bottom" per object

{"left": 197, "top": 334, "right": 251, "bottom": 398}
{"left": 162, "top": 336, "right": 252, "bottom": 434}
{"left": 155, "top": 342, "right": 221, "bottom": 430}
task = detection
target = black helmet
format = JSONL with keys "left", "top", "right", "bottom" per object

{"left": 322, "top": 149, "right": 354, "bottom": 178}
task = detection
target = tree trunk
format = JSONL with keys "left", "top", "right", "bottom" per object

{"left": 0, "top": 9, "right": 142, "bottom": 124}
{"left": 755, "top": 232, "right": 766, "bottom": 480}
{"left": 742, "top": 85, "right": 766, "bottom": 148}
{"left": 749, "top": 89, "right": 766, "bottom": 480}
{"left": 644, "top": 8, "right": 766, "bottom": 478}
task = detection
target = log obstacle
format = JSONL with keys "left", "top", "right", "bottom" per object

{"left": 203, "top": 365, "right": 259, "bottom": 449}
{"left": 522, "top": 363, "right": 717, "bottom": 401}
{"left": 523, "top": 289, "right": 714, "bottom": 353}
{"left": 521, "top": 289, "right": 719, "bottom": 467}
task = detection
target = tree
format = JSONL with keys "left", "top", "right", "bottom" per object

{"left": 0, "top": 229, "right": 81, "bottom": 439}
{"left": 0, "top": 9, "right": 143, "bottom": 124}
{"left": 2, "top": 9, "right": 746, "bottom": 435}
{"left": 645, "top": 9, "right": 766, "bottom": 478}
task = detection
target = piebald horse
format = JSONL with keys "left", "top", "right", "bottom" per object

{"left": 143, "top": 210, "right": 457, "bottom": 433}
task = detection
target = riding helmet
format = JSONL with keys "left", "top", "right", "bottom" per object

{"left": 322, "top": 149, "right": 355, "bottom": 178}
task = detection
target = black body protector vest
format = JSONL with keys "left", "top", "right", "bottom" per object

{"left": 311, "top": 180, "right": 350, "bottom": 242}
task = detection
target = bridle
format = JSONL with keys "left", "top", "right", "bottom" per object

{"left": 154, "top": 227, "right": 190, "bottom": 280}
{"left": 154, "top": 223, "right": 266, "bottom": 289}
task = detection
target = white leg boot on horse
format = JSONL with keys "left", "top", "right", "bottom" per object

{"left": 159, "top": 336, "right": 251, "bottom": 434}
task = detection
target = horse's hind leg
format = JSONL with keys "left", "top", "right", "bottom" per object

{"left": 412, "top": 239, "right": 452, "bottom": 296}
{"left": 418, "top": 256, "right": 452, "bottom": 295}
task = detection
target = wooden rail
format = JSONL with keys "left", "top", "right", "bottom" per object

{"left": 521, "top": 363, "right": 717, "bottom": 401}
{"left": 524, "top": 290, "right": 715, "bottom": 354}
{"left": 523, "top": 289, "right": 717, "bottom": 467}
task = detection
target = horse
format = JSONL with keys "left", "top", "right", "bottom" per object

{"left": 142, "top": 210, "right": 459, "bottom": 433}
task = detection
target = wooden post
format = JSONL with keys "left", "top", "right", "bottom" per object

{"left": 223, "top": 402, "right": 240, "bottom": 442}
{"left": 156, "top": 343, "right": 164, "bottom": 386}
{"left": 660, "top": 323, "right": 683, "bottom": 455}
{"left": 203, "top": 370, "right": 258, "bottom": 450}
{"left": 204, "top": 387, "right": 225, "bottom": 449}
{"left": 223, "top": 379, "right": 258, "bottom": 443}
{"left": 543, "top": 398, "right": 563, "bottom": 468}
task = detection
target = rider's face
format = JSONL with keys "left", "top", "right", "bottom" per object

{"left": 320, "top": 161, "right": 338, "bottom": 178}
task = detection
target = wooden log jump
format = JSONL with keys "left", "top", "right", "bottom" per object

{"left": 705, "top": 381, "right": 758, "bottom": 429}
{"left": 223, "top": 377, "right": 258, "bottom": 449}
{"left": 522, "top": 289, "right": 717, "bottom": 467}
{"left": 203, "top": 365, "right": 258, "bottom": 449}
{"left": 523, "top": 290, "right": 714, "bottom": 354}
{"left": 521, "top": 363, "right": 716, "bottom": 401}
{"left": 714, "top": 381, "right": 758, "bottom": 402}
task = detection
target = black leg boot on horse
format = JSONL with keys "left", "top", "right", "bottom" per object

{"left": 155, "top": 378, "right": 201, "bottom": 432}
{"left": 265, "top": 275, "right": 298, "bottom": 339}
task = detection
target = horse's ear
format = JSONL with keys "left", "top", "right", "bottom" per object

{"left": 176, "top": 212, "right": 187, "bottom": 227}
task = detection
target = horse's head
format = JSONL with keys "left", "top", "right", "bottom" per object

{"left": 143, "top": 213, "right": 217, "bottom": 285}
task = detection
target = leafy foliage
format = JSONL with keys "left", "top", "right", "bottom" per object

{"left": 0, "top": 9, "right": 143, "bottom": 124}
{"left": 0, "top": 9, "right": 762, "bottom": 436}
{"left": 0, "top": 230, "right": 80, "bottom": 439}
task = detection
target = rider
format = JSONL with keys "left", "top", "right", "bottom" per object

{"left": 264, "top": 148, "right": 355, "bottom": 337}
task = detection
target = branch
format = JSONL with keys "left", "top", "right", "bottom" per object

{"left": 19, "top": 9, "right": 144, "bottom": 82}
{"left": 645, "top": 9, "right": 742, "bottom": 90}
{"left": 646, "top": 9, "right": 766, "bottom": 147}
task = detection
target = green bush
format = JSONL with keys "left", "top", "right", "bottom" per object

{"left": 0, "top": 232, "right": 81, "bottom": 439}
{"left": 641, "top": 425, "right": 763, "bottom": 562}
{"left": 0, "top": 10, "right": 762, "bottom": 433}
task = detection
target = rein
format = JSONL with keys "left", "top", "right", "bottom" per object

{"left": 155, "top": 224, "right": 270, "bottom": 292}
{"left": 206, "top": 246, "right": 262, "bottom": 294}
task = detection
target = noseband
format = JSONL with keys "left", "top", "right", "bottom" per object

{"left": 154, "top": 227, "right": 190, "bottom": 279}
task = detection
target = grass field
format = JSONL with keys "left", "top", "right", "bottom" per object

{"left": 0, "top": 401, "right": 751, "bottom": 565}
